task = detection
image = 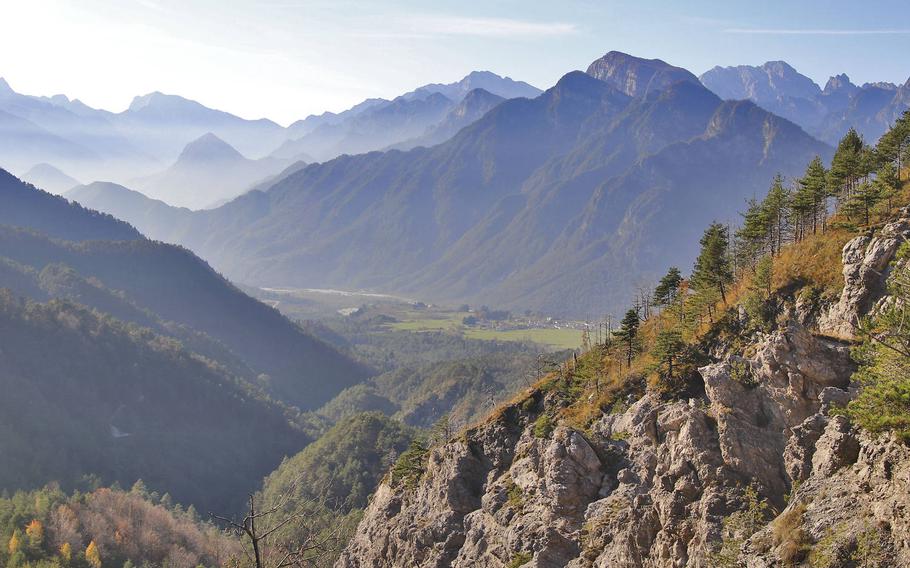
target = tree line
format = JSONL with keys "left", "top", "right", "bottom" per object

{"left": 590, "top": 110, "right": 910, "bottom": 392}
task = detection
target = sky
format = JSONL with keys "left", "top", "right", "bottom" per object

{"left": 1, "top": 0, "right": 908, "bottom": 125}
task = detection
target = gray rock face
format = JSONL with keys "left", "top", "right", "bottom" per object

{"left": 744, "top": 425, "right": 910, "bottom": 567}
{"left": 700, "top": 61, "right": 821, "bottom": 104}
{"left": 700, "top": 325, "right": 851, "bottom": 500}
{"left": 339, "top": 219, "right": 910, "bottom": 568}
{"left": 819, "top": 217, "right": 910, "bottom": 338}
{"left": 811, "top": 415, "right": 860, "bottom": 477}
{"left": 585, "top": 51, "right": 699, "bottom": 98}
{"left": 338, "top": 319, "right": 863, "bottom": 567}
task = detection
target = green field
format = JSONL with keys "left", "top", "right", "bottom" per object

{"left": 464, "top": 327, "right": 583, "bottom": 350}
{"left": 386, "top": 312, "right": 465, "bottom": 331}
{"left": 386, "top": 311, "right": 583, "bottom": 350}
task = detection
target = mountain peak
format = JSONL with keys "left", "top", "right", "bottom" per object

{"left": 700, "top": 61, "right": 820, "bottom": 102}
{"left": 585, "top": 51, "right": 699, "bottom": 98}
{"left": 0, "top": 77, "right": 13, "bottom": 96}
{"left": 862, "top": 81, "right": 899, "bottom": 91}
{"left": 555, "top": 70, "right": 606, "bottom": 90}
{"left": 21, "top": 162, "right": 81, "bottom": 195}
{"left": 128, "top": 91, "right": 168, "bottom": 111}
{"left": 49, "top": 94, "right": 71, "bottom": 105}
{"left": 405, "top": 71, "right": 541, "bottom": 103}
{"left": 176, "top": 132, "right": 245, "bottom": 163}
{"left": 461, "top": 87, "right": 503, "bottom": 105}
{"left": 128, "top": 91, "right": 202, "bottom": 113}
{"left": 761, "top": 60, "right": 800, "bottom": 74}
{"left": 449, "top": 88, "right": 504, "bottom": 120}
{"left": 824, "top": 73, "right": 858, "bottom": 94}
{"left": 464, "top": 70, "right": 499, "bottom": 80}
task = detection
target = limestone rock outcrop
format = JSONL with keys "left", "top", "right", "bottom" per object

{"left": 338, "top": 217, "right": 910, "bottom": 568}
{"left": 819, "top": 216, "right": 910, "bottom": 338}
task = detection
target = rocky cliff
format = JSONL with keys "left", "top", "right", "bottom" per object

{"left": 338, "top": 216, "right": 910, "bottom": 567}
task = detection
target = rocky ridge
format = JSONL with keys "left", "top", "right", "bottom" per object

{"left": 337, "top": 215, "right": 910, "bottom": 567}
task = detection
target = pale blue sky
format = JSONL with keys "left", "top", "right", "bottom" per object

{"left": 1, "top": 0, "right": 908, "bottom": 125}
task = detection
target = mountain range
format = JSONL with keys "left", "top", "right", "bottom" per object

{"left": 0, "top": 71, "right": 542, "bottom": 204}
{"left": 69, "top": 52, "right": 831, "bottom": 317}
{"left": 700, "top": 60, "right": 910, "bottom": 144}
{"left": 270, "top": 71, "right": 542, "bottom": 162}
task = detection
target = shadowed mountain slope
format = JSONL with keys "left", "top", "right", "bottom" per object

{"left": 85, "top": 54, "right": 830, "bottom": 317}
{"left": 0, "top": 170, "right": 368, "bottom": 409}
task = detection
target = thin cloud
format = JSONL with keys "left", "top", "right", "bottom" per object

{"left": 406, "top": 15, "right": 578, "bottom": 38}
{"left": 725, "top": 28, "right": 910, "bottom": 35}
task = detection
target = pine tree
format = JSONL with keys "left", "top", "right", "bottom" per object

{"left": 693, "top": 223, "right": 733, "bottom": 304}
{"left": 613, "top": 308, "right": 641, "bottom": 367}
{"left": 652, "top": 329, "right": 686, "bottom": 382}
{"left": 793, "top": 156, "right": 828, "bottom": 237}
{"left": 875, "top": 110, "right": 909, "bottom": 172}
{"left": 761, "top": 174, "right": 791, "bottom": 255}
{"left": 875, "top": 161, "right": 900, "bottom": 211}
{"left": 25, "top": 519, "right": 43, "bottom": 548}
{"left": 744, "top": 256, "right": 775, "bottom": 330}
{"left": 734, "top": 198, "right": 769, "bottom": 271}
{"left": 844, "top": 181, "right": 881, "bottom": 225}
{"left": 828, "top": 128, "right": 866, "bottom": 204}
{"left": 130, "top": 479, "right": 149, "bottom": 498}
{"left": 652, "top": 267, "right": 683, "bottom": 308}
{"left": 8, "top": 530, "right": 21, "bottom": 554}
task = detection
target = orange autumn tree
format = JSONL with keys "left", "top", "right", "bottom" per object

{"left": 25, "top": 520, "right": 44, "bottom": 548}
{"left": 85, "top": 540, "right": 102, "bottom": 568}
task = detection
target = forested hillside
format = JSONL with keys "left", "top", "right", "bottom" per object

{"left": 0, "top": 170, "right": 368, "bottom": 410}
{"left": 0, "top": 169, "right": 140, "bottom": 242}
{"left": 258, "top": 412, "right": 416, "bottom": 565}
{"left": 2, "top": 24, "right": 907, "bottom": 568}
{"left": 319, "top": 352, "right": 548, "bottom": 429}
{"left": 0, "top": 169, "right": 378, "bottom": 518}
{"left": 0, "top": 485, "right": 240, "bottom": 568}
{"left": 0, "top": 292, "right": 308, "bottom": 512}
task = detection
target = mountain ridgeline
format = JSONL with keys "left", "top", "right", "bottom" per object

{"left": 75, "top": 52, "right": 831, "bottom": 317}
{"left": 700, "top": 60, "right": 910, "bottom": 145}
{"left": 0, "top": 71, "right": 542, "bottom": 194}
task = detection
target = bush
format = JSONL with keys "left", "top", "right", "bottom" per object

{"left": 609, "top": 430, "right": 630, "bottom": 442}
{"left": 728, "top": 358, "right": 758, "bottom": 388}
{"left": 851, "top": 521, "right": 889, "bottom": 566}
{"left": 710, "top": 485, "right": 771, "bottom": 567}
{"left": 772, "top": 502, "right": 808, "bottom": 566}
{"left": 533, "top": 414, "right": 555, "bottom": 438}
{"left": 390, "top": 438, "right": 429, "bottom": 488}
{"left": 507, "top": 551, "right": 532, "bottom": 567}
{"left": 842, "top": 260, "right": 910, "bottom": 441}
{"left": 506, "top": 480, "right": 524, "bottom": 511}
